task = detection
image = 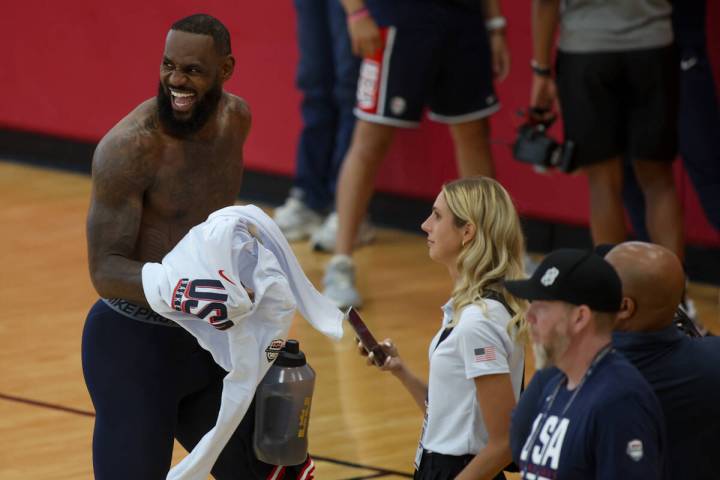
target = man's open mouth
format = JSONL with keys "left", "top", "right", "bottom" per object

{"left": 169, "top": 88, "right": 196, "bottom": 112}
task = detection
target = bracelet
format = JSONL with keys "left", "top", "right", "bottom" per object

{"left": 530, "top": 59, "right": 552, "bottom": 77}
{"left": 485, "top": 16, "right": 507, "bottom": 31}
{"left": 348, "top": 7, "right": 370, "bottom": 23}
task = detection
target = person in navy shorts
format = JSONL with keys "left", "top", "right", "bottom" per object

{"left": 323, "top": 0, "right": 511, "bottom": 309}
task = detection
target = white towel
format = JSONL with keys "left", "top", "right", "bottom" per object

{"left": 141, "top": 205, "right": 344, "bottom": 480}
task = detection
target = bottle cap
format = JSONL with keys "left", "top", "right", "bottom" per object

{"left": 275, "top": 339, "right": 307, "bottom": 367}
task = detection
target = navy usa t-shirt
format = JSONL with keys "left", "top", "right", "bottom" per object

{"left": 511, "top": 366, "right": 559, "bottom": 462}
{"left": 516, "top": 351, "right": 667, "bottom": 479}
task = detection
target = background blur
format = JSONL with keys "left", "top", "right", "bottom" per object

{"left": 1, "top": 1, "right": 718, "bottom": 262}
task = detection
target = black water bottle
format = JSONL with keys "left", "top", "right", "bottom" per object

{"left": 253, "top": 339, "right": 315, "bottom": 466}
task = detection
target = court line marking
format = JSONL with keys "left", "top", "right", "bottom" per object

{"left": 312, "top": 455, "right": 412, "bottom": 478}
{"left": 0, "top": 392, "right": 414, "bottom": 478}
{"left": 0, "top": 392, "right": 95, "bottom": 417}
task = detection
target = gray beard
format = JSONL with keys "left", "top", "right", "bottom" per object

{"left": 532, "top": 333, "right": 570, "bottom": 370}
{"left": 532, "top": 342, "right": 551, "bottom": 370}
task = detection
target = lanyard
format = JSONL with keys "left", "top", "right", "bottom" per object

{"left": 521, "top": 343, "right": 613, "bottom": 469}
{"left": 547, "top": 343, "right": 612, "bottom": 415}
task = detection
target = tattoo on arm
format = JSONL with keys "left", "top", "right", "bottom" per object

{"left": 86, "top": 133, "right": 154, "bottom": 304}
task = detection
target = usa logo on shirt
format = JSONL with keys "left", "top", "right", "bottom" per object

{"left": 474, "top": 346, "right": 496, "bottom": 363}
{"left": 171, "top": 278, "right": 233, "bottom": 330}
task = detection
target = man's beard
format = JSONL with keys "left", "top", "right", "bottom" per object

{"left": 156, "top": 81, "right": 222, "bottom": 137}
{"left": 532, "top": 328, "right": 570, "bottom": 370}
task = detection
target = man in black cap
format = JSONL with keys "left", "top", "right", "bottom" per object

{"left": 505, "top": 248, "right": 667, "bottom": 479}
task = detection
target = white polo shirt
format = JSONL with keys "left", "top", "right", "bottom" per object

{"left": 421, "top": 298, "right": 524, "bottom": 456}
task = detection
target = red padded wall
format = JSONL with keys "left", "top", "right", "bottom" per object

{"left": 1, "top": 1, "right": 717, "bottom": 245}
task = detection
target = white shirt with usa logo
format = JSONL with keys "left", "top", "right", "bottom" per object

{"left": 422, "top": 298, "right": 524, "bottom": 456}
{"left": 141, "top": 205, "right": 344, "bottom": 480}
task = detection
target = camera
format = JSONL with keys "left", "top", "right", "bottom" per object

{"left": 513, "top": 112, "right": 576, "bottom": 173}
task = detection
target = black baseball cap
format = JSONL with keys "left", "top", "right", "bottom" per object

{"left": 505, "top": 248, "right": 622, "bottom": 312}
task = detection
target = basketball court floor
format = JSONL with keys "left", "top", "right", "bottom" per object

{"left": 1, "top": 161, "right": 717, "bottom": 479}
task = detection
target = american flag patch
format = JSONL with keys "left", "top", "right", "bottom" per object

{"left": 474, "top": 346, "right": 497, "bottom": 363}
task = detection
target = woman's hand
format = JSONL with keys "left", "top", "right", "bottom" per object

{"left": 357, "top": 337, "right": 428, "bottom": 411}
{"left": 356, "top": 337, "right": 403, "bottom": 372}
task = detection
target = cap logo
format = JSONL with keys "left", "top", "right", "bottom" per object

{"left": 540, "top": 267, "right": 560, "bottom": 286}
{"left": 626, "top": 439, "right": 643, "bottom": 461}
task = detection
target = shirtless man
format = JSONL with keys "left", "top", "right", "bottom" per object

{"left": 87, "top": 15, "right": 248, "bottom": 306}
{"left": 81, "top": 14, "right": 287, "bottom": 480}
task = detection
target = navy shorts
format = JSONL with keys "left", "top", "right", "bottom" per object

{"left": 356, "top": 1, "right": 499, "bottom": 127}
{"left": 81, "top": 299, "right": 313, "bottom": 480}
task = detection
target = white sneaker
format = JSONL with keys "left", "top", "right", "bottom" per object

{"left": 273, "top": 197, "right": 323, "bottom": 242}
{"left": 323, "top": 255, "right": 362, "bottom": 309}
{"left": 310, "top": 212, "right": 376, "bottom": 253}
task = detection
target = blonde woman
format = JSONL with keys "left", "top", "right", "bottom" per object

{"left": 360, "top": 177, "right": 527, "bottom": 480}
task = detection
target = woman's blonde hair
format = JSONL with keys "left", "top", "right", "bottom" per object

{"left": 442, "top": 177, "right": 528, "bottom": 342}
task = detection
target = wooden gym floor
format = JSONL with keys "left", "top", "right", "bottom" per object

{"left": 1, "top": 161, "right": 718, "bottom": 479}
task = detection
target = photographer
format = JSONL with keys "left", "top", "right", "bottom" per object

{"left": 528, "top": 0, "right": 685, "bottom": 264}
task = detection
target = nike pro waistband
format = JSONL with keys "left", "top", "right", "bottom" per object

{"left": 102, "top": 298, "right": 179, "bottom": 328}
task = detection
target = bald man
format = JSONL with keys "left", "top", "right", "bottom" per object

{"left": 606, "top": 241, "right": 685, "bottom": 332}
{"left": 607, "top": 241, "right": 720, "bottom": 480}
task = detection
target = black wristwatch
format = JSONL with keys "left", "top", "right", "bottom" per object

{"left": 531, "top": 59, "right": 552, "bottom": 77}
